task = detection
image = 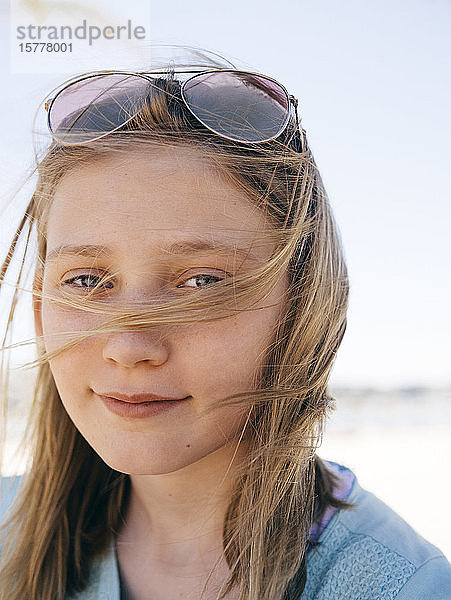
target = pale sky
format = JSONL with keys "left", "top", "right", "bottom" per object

{"left": 1, "top": 0, "right": 450, "bottom": 388}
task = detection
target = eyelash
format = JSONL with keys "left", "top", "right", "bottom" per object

{"left": 61, "top": 271, "right": 227, "bottom": 292}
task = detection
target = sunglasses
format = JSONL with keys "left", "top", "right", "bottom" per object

{"left": 44, "top": 68, "right": 300, "bottom": 145}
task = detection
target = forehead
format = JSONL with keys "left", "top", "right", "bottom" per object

{"left": 46, "top": 148, "right": 274, "bottom": 256}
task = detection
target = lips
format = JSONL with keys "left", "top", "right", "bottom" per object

{"left": 97, "top": 392, "right": 189, "bottom": 419}
{"left": 95, "top": 391, "right": 188, "bottom": 404}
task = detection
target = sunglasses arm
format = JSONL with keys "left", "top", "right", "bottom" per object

{"left": 289, "top": 94, "right": 301, "bottom": 125}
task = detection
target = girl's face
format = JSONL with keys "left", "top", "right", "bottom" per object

{"left": 34, "top": 147, "right": 288, "bottom": 475}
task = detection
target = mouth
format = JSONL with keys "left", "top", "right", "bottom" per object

{"left": 94, "top": 392, "right": 191, "bottom": 419}
{"left": 95, "top": 391, "right": 189, "bottom": 403}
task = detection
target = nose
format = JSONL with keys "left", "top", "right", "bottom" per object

{"left": 102, "top": 329, "right": 170, "bottom": 368}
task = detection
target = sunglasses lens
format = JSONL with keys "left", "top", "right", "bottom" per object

{"left": 48, "top": 74, "right": 151, "bottom": 143}
{"left": 181, "top": 71, "right": 290, "bottom": 143}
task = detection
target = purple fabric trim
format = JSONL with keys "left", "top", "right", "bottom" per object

{"left": 309, "top": 460, "right": 356, "bottom": 544}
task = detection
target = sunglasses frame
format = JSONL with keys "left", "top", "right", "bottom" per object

{"left": 44, "top": 68, "right": 300, "bottom": 145}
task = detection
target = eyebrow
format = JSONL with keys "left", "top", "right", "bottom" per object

{"left": 45, "top": 239, "right": 261, "bottom": 264}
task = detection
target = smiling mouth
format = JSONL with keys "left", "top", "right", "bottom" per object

{"left": 96, "top": 393, "right": 190, "bottom": 419}
{"left": 105, "top": 396, "right": 189, "bottom": 405}
{"left": 94, "top": 390, "right": 189, "bottom": 403}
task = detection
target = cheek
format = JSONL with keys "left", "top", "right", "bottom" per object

{"left": 210, "top": 281, "right": 287, "bottom": 390}
{"left": 180, "top": 306, "right": 280, "bottom": 398}
{"left": 40, "top": 300, "right": 100, "bottom": 400}
{"left": 40, "top": 287, "right": 100, "bottom": 353}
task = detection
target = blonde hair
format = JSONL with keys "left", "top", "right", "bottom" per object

{"left": 0, "top": 49, "right": 355, "bottom": 600}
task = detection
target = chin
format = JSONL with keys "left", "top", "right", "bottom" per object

{"left": 96, "top": 447, "right": 208, "bottom": 476}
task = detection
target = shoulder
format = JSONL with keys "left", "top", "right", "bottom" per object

{"left": 0, "top": 474, "right": 24, "bottom": 557}
{"left": 0, "top": 474, "right": 23, "bottom": 524}
{"left": 0, "top": 475, "right": 120, "bottom": 599}
{"left": 302, "top": 461, "right": 451, "bottom": 600}
{"left": 66, "top": 536, "right": 120, "bottom": 600}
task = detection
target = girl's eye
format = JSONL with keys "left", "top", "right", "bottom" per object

{"left": 62, "top": 273, "right": 113, "bottom": 291}
{"left": 177, "top": 273, "right": 225, "bottom": 289}
{"left": 61, "top": 272, "right": 226, "bottom": 292}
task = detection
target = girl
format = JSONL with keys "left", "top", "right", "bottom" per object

{"left": 1, "top": 48, "right": 450, "bottom": 600}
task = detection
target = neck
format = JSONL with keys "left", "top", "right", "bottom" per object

{"left": 116, "top": 438, "right": 248, "bottom": 569}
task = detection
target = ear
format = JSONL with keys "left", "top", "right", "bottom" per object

{"left": 32, "top": 269, "right": 44, "bottom": 339}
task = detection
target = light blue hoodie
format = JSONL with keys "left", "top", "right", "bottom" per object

{"left": 1, "top": 460, "right": 451, "bottom": 599}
